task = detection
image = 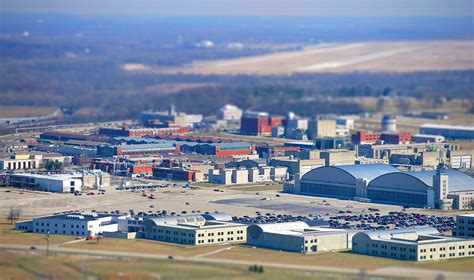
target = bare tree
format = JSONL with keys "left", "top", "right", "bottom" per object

{"left": 7, "top": 207, "right": 23, "bottom": 225}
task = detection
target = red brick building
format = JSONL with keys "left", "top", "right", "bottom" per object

{"left": 240, "top": 111, "right": 283, "bottom": 136}
{"left": 352, "top": 131, "right": 412, "bottom": 145}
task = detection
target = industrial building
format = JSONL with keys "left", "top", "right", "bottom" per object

{"left": 218, "top": 104, "right": 242, "bottom": 120}
{"left": 420, "top": 124, "right": 474, "bottom": 140}
{"left": 247, "top": 221, "right": 355, "bottom": 254}
{"left": 0, "top": 154, "right": 42, "bottom": 171}
{"left": 368, "top": 168, "right": 474, "bottom": 209}
{"left": 98, "top": 125, "right": 187, "bottom": 138}
{"left": 290, "top": 164, "right": 474, "bottom": 209}
{"left": 97, "top": 143, "right": 179, "bottom": 157}
{"left": 352, "top": 131, "right": 412, "bottom": 145}
{"left": 9, "top": 173, "right": 83, "bottom": 193}
{"left": 152, "top": 166, "right": 207, "bottom": 182}
{"left": 15, "top": 212, "right": 125, "bottom": 236}
{"left": 208, "top": 166, "right": 287, "bottom": 185}
{"left": 452, "top": 214, "right": 474, "bottom": 238}
{"left": 39, "top": 131, "right": 106, "bottom": 142}
{"left": 352, "top": 226, "right": 474, "bottom": 261}
{"left": 142, "top": 213, "right": 247, "bottom": 245}
{"left": 307, "top": 119, "right": 336, "bottom": 139}
{"left": 411, "top": 134, "right": 445, "bottom": 143}
{"left": 240, "top": 111, "right": 283, "bottom": 136}
{"left": 139, "top": 107, "right": 203, "bottom": 128}
{"left": 355, "top": 142, "right": 467, "bottom": 169}
{"left": 294, "top": 164, "right": 398, "bottom": 198}
{"left": 190, "top": 142, "right": 255, "bottom": 157}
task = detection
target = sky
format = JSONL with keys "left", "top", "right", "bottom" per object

{"left": 1, "top": 0, "right": 473, "bottom": 16}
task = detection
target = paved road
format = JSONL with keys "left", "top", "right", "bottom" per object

{"left": 1, "top": 243, "right": 472, "bottom": 280}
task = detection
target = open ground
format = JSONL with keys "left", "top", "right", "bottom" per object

{"left": 0, "top": 182, "right": 460, "bottom": 223}
{"left": 156, "top": 40, "right": 474, "bottom": 75}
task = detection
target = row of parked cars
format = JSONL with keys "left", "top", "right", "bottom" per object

{"left": 328, "top": 211, "right": 455, "bottom": 232}
{"left": 233, "top": 213, "right": 312, "bottom": 224}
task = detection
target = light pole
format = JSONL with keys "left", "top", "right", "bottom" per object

{"left": 45, "top": 230, "right": 50, "bottom": 255}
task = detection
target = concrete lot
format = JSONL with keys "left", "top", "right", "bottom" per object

{"left": 0, "top": 183, "right": 456, "bottom": 219}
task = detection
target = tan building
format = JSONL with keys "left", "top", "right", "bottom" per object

{"left": 247, "top": 221, "right": 355, "bottom": 254}
{"left": 449, "top": 192, "right": 474, "bottom": 210}
{"left": 307, "top": 119, "right": 336, "bottom": 139}
{"left": 356, "top": 142, "right": 460, "bottom": 168}
{"left": 352, "top": 226, "right": 474, "bottom": 261}
{"left": 269, "top": 156, "right": 324, "bottom": 177}
{"left": 319, "top": 149, "right": 355, "bottom": 166}
{"left": 0, "top": 154, "right": 43, "bottom": 171}
{"left": 142, "top": 214, "right": 246, "bottom": 245}
{"left": 453, "top": 214, "right": 474, "bottom": 238}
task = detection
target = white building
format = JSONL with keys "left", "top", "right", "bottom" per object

{"left": 9, "top": 173, "right": 83, "bottom": 193}
{"left": 411, "top": 134, "right": 445, "bottom": 143}
{"left": 420, "top": 124, "right": 474, "bottom": 140}
{"left": 218, "top": 104, "right": 242, "bottom": 120}
{"left": 16, "top": 212, "right": 124, "bottom": 237}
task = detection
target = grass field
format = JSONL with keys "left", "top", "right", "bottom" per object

{"left": 165, "top": 40, "right": 474, "bottom": 75}
{"left": 0, "top": 106, "right": 58, "bottom": 118}
{"left": 208, "top": 246, "right": 474, "bottom": 273}
{"left": 66, "top": 238, "right": 232, "bottom": 257}
{"left": 0, "top": 223, "right": 76, "bottom": 246}
{"left": 0, "top": 250, "right": 356, "bottom": 280}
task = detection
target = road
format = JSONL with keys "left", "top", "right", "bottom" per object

{"left": 1, "top": 243, "right": 472, "bottom": 280}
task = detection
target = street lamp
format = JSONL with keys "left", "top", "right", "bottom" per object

{"left": 45, "top": 230, "right": 50, "bottom": 255}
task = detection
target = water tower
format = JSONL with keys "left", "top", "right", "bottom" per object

{"left": 381, "top": 115, "right": 397, "bottom": 132}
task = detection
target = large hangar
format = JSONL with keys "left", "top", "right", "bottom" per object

{"left": 292, "top": 164, "right": 474, "bottom": 209}
{"left": 298, "top": 164, "right": 399, "bottom": 199}
{"left": 367, "top": 170, "right": 474, "bottom": 208}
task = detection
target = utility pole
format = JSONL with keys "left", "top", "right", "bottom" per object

{"left": 45, "top": 230, "right": 50, "bottom": 255}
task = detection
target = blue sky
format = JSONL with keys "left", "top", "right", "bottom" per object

{"left": 1, "top": 0, "right": 473, "bottom": 16}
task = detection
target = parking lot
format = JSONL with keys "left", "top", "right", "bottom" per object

{"left": 0, "top": 181, "right": 459, "bottom": 225}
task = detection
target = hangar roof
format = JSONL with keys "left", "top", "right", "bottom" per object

{"left": 301, "top": 164, "right": 399, "bottom": 183}
{"left": 369, "top": 169, "right": 474, "bottom": 193}
{"left": 403, "top": 170, "right": 474, "bottom": 192}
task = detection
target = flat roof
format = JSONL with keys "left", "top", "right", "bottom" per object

{"left": 9, "top": 173, "right": 81, "bottom": 181}
{"left": 421, "top": 123, "right": 474, "bottom": 131}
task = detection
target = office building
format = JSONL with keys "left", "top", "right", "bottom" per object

{"left": 453, "top": 214, "right": 474, "bottom": 238}
{"left": 307, "top": 119, "right": 336, "bottom": 139}
{"left": 15, "top": 212, "right": 124, "bottom": 237}
{"left": 247, "top": 221, "right": 355, "bottom": 254}
{"left": 9, "top": 173, "right": 83, "bottom": 193}
{"left": 240, "top": 111, "right": 283, "bottom": 136}
{"left": 0, "top": 154, "right": 43, "bottom": 171}
{"left": 352, "top": 226, "right": 474, "bottom": 261}
{"left": 142, "top": 213, "right": 247, "bottom": 245}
